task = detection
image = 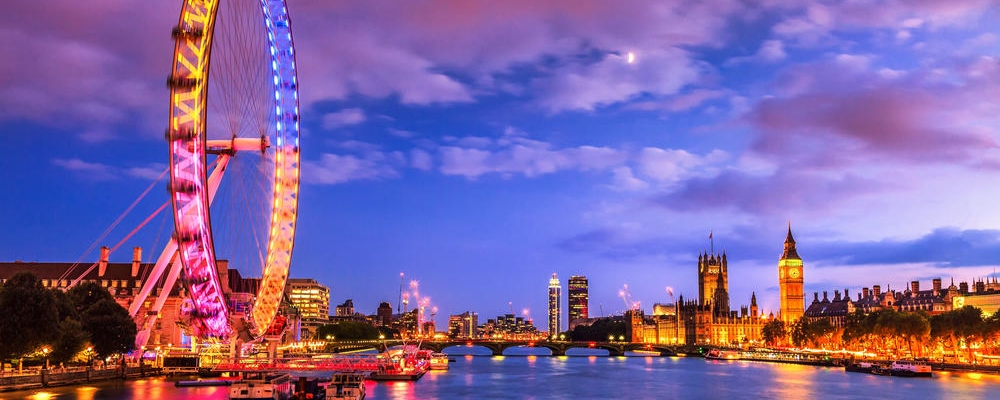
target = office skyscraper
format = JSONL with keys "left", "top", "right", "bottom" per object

{"left": 548, "top": 273, "right": 561, "bottom": 338}
{"left": 568, "top": 275, "right": 589, "bottom": 324}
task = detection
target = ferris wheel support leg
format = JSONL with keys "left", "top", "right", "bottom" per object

{"left": 134, "top": 252, "right": 184, "bottom": 350}
{"left": 129, "top": 239, "right": 179, "bottom": 317}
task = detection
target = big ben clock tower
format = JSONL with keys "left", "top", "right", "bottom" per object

{"left": 778, "top": 224, "right": 804, "bottom": 323}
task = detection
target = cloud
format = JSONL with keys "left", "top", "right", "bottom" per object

{"left": 322, "top": 108, "right": 367, "bottom": 129}
{"left": 629, "top": 89, "right": 727, "bottom": 113}
{"left": 810, "top": 228, "right": 1000, "bottom": 268}
{"left": 410, "top": 149, "right": 433, "bottom": 171}
{"left": 52, "top": 158, "right": 165, "bottom": 181}
{"left": 536, "top": 48, "right": 703, "bottom": 112}
{"left": 725, "top": 40, "right": 787, "bottom": 65}
{"left": 302, "top": 153, "right": 400, "bottom": 185}
{"left": 437, "top": 138, "right": 628, "bottom": 179}
{"left": 652, "top": 169, "right": 885, "bottom": 215}
{"left": 747, "top": 56, "right": 1000, "bottom": 168}
{"left": 636, "top": 148, "right": 726, "bottom": 183}
{"left": 610, "top": 167, "right": 649, "bottom": 191}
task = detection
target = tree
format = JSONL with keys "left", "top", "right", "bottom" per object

{"left": 49, "top": 289, "right": 87, "bottom": 364}
{"left": 316, "top": 321, "right": 383, "bottom": 341}
{"left": 565, "top": 318, "right": 626, "bottom": 342}
{"left": 761, "top": 319, "right": 786, "bottom": 347}
{"left": 67, "top": 281, "right": 116, "bottom": 315}
{"left": 80, "top": 299, "right": 136, "bottom": 359}
{"left": 0, "top": 272, "right": 60, "bottom": 361}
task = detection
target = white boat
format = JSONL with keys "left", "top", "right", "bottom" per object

{"left": 887, "top": 360, "right": 932, "bottom": 377}
{"left": 228, "top": 372, "right": 293, "bottom": 400}
{"left": 429, "top": 352, "right": 450, "bottom": 370}
{"left": 326, "top": 372, "right": 366, "bottom": 400}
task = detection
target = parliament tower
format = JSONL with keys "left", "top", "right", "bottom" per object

{"left": 698, "top": 251, "right": 730, "bottom": 317}
{"left": 778, "top": 225, "right": 805, "bottom": 323}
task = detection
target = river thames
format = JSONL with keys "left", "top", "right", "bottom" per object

{"left": 3, "top": 352, "right": 1000, "bottom": 400}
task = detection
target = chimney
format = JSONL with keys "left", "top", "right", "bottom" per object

{"left": 863, "top": 287, "right": 870, "bottom": 298}
{"left": 98, "top": 246, "right": 109, "bottom": 277}
{"left": 911, "top": 281, "right": 920, "bottom": 296}
{"left": 960, "top": 281, "right": 969, "bottom": 294}
{"left": 834, "top": 290, "right": 841, "bottom": 301}
{"left": 933, "top": 278, "right": 941, "bottom": 295}
{"left": 131, "top": 246, "right": 142, "bottom": 278}
{"left": 822, "top": 291, "right": 829, "bottom": 302}
{"left": 844, "top": 289, "right": 850, "bottom": 300}
{"left": 813, "top": 292, "right": 819, "bottom": 303}
{"left": 873, "top": 285, "right": 881, "bottom": 297}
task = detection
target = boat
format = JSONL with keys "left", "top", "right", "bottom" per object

{"left": 229, "top": 372, "right": 294, "bottom": 400}
{"left": 325, "top": 372, "right": 366, "bottom": 400}
{"left": 886, "top": 360, "right": 933, "bottom": 377}
{"left": 368, "top": 345, "right": 429, "bottom": 381}
{"left": 429, "top": 352, "right": 450, "bottom": 370}
{"left": 844, "top": 361, "right": 877, "bottom": 373}
{"left": 705, "top": 349, "right": 741, "bottom": 360}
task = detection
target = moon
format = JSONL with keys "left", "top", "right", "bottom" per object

{"left": 627, "top": 52, "right": 635, "bottom": 64}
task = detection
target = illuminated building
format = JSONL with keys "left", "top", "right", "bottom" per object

{"left": 335, "top": 299, "right": 355, "bottom": 316}
{"left": 284, "top": 278, "right": 330, "bottom": 340}
{"left": 448, "top": 311, "right": 478, "bottom": 339}
{"left": 698, "top": 251, "right": 729, "bottom": 316}
{"left": 548, "top": 273, "right": 561, "bottom": 338}
{"left": 376, "top": 301, "right": 393, "bottom": 326}
{"left": 568, "top": 275, "right": 589, "bottom": 325}
{"left": 778, "top": 225, "right": 804, "bottom": 323}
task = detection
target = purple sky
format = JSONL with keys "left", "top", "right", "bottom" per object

{"left": 2, "top": 1, "right": 1000, "bottom": 331}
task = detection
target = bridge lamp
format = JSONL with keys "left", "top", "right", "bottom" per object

{"left": 618, "top": 335, "right": 625, "bottom": 341}
{"left": 608, "top": 335, "right": 614, "bottom": 342}
{"left": 559, "top": 334, "right": 565, "bottom": 341}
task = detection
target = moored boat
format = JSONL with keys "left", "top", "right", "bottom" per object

{"left": 887, "top": 360, "right": 932, "bottom": 377}
{"left": 845, "top": 361, "right": 877, "bottom": 373}
{"left": 326, "top": 372, "right": 366, "bottom": 400}
{"left": 705, "top": 349, "right": 741, "bottom": 360}
{"left": 228, "top": 372, "right": 294, "bottom": 400}
{"left": 429, "top": 353, "right": 450, "bottom": 370}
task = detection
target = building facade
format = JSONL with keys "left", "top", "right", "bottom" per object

{"left": 448, "top": 311, "right": 478, "bottom": 339}
{"left": 778, "top": 226, "right": 805, "bottom": 323}
{"left": 548, "top": 273, "right": 561, "bottom": 338}
{"left": 284, "top": 278, "right": 330, "bottom": 340}
{"left": 568, "top": 275, "right": 589, "bottom": 325}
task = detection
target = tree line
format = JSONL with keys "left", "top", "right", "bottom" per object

{"left": 760, "top": 306, "right": 1000, "bottom": 360}
{"left": 0, "top": 272, "right": 136, "bottom": 370}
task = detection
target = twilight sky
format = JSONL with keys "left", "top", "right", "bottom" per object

{"left": 2, "top": 0, "right": 1000, "bottom": 331}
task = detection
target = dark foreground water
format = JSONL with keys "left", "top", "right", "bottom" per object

{"left": 4, "top": 353, "right": 1000, "bottom": 400}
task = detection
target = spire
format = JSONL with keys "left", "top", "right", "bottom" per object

{"left": 780, "top": 223, "right": 801, "bottom": 260}
{"left": 751, "top": 292, "right": 757, "bottom": 306}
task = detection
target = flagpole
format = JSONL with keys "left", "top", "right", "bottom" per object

{"left": 710, "top": 230, "right": 714, "bottom": 255}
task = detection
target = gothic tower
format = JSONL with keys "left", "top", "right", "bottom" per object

{"left": 778, "top": 224, "right": 805, "bottom": 323}
{"left": 698, "top": 251, "right": 729, "bottom": 316}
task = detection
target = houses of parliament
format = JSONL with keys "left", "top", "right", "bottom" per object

{"left": 626, "top": 226, "right": 804, "bottom": 345}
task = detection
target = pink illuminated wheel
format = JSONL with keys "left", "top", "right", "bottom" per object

{"left": 166, "top": 0, "right": 300, "bottom": 339}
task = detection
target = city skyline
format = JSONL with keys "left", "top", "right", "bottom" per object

{"left": 2, "top": 1, "right": 1000, "bottom": 329}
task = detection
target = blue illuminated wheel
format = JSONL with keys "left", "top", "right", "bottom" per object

{"left": 165, "top": 0, "right": 300, "bottom": 339}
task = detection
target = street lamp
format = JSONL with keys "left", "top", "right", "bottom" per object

{"left": 42, "top": 347, "right": 50, "bottom": 370}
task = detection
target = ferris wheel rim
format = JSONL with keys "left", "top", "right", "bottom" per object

{"left": 166, "top": 0, "right": 300, "bottom": 339}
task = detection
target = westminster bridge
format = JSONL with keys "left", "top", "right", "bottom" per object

{"left": 326, "top": 339, "right": 697, "bottom": 357}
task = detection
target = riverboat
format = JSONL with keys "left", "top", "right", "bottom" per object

{"left": 228, "top": 372, "right": 294, "bottom": 400}
{"left": 886, "top": 360, "right": 933, "bottom": 377}
{"left": 326, "top": 372, "right": 366, "bottom": 400}
{"left": 705, "top": 349, "right": 741, "bottom": 360}
{"left": 429, "top": 353, "right": 450, "bottom": 370}
{"left": 844, "top": 361, "right": 877, "bottom": 374}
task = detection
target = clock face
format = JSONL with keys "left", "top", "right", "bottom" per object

{"left": 789, "top": 268, "right": 800, "bottom": 279}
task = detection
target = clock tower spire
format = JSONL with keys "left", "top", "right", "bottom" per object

{"left": 778, "top": 223, "right": 804, "bottom": 324}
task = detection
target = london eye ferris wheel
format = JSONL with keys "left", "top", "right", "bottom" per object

{"left": 165, "top": 0, "right": 300, "bottom": 340}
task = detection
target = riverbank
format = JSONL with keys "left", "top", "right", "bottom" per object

{"left": 0, "top": 365, "right": 162, "bottom": 392}
{"left": 711, "top": 348, "right": 1000, "bottom": 375}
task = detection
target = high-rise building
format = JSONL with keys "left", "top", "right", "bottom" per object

{"left": 285, "top": 278, "right": 330, "bottom": 339}
{"left": 335, "top": 299, "right": 355, "bottom": 316}
{"left": 548, "top": 273, "right": 561, "bottom": 338}
{"left": 448, "top": 311, "right": 478, "bottom": 339}
{"left": 568, "top": 275, "right": 589, "bottom": 324}
{"left": 778, "top": 225, "right": 805, "bottom": 323}
{"left": 376, "top": 301, "right": 393, "bottom": 326}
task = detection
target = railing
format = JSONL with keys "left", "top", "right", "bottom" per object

{"left": 213, "top": 355, "right": 383, "bottom": 372}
